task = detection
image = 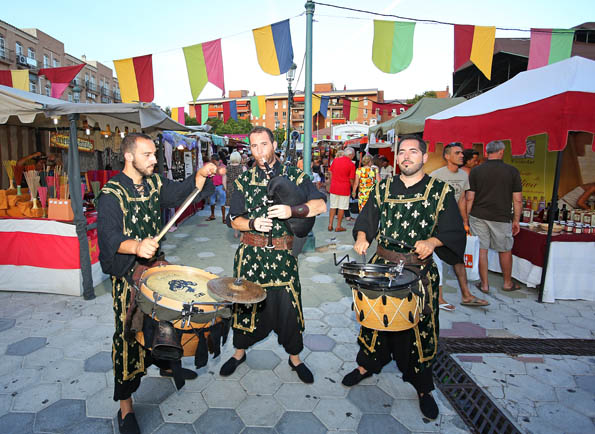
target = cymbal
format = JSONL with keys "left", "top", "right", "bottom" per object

{"left": 207, "top": 277, "right": 266, "bottom": 304}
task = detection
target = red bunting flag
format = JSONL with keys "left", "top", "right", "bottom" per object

{"left": 113, "top": 54, "right": 154, "bottom": 103}
{"left": 38, "top": 64, "right": 85, "bottom": 99}
{"left": 342, "top": 99, "right": 351, "bottom": 120}
{"left": 454, "top": 25, "right": 496, "bottom": 80}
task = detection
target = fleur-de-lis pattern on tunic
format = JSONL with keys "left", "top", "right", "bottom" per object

{"left": 231, "top": 165, "right": 311, "bottom": 335}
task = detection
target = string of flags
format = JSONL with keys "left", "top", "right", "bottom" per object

{"left": 0, "top": 15, "right": 577, "bottom": 110}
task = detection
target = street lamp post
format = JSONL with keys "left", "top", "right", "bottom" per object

{"left": 286, "top": 63, "right": 297, "bottom": 162}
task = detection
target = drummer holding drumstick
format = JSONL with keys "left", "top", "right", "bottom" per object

{"left": 97, "top": 133, "right": 220, "bottom": 434}
{"left": 343, "top": 135, "right": 466, "bottom": 421}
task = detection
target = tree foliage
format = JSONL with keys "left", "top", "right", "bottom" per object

{"left": 406, "top": 90, "right": 437, "bottom": 105}
{"left": 206, "top": 118, "right": 253, "bottom": 135}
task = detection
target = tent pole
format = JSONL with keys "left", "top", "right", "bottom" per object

{"left": 67, "top": 113, "right": 95, "bottom": 300}
{"left": 157, "top": 133, "right": 164, "bottom": 176}
{"left": 537, "top": 147, "right": 564, "bottom": 303}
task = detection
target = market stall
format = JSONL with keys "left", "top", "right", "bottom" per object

{"left": 423, "top": 56, "right": 595, "bottom": 302}
{"left": 0, "top": 85, "right": 193, "bottom": 298}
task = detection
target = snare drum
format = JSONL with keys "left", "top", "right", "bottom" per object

{"left": 340, "top": 262, "right": 423, "bottom": 331}
{"left": 136, "top": 265, "right": 232, "bottom": 358}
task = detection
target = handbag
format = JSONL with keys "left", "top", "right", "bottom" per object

{"left": 349, "top": 196, "right": 359, "bottom": 214}
{"left": 464, "top": 235, "right": 480, "bottom": 281}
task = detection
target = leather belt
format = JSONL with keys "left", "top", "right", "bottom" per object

{"left": 376, "top": 245, "right": 429, "bottom": 266}
{"left": 241, "top": 232, "right": 294, "bottom": 250}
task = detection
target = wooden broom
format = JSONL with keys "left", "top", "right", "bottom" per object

{"left": 24, "top": 171, "right": 40, "bottom": 209}
{"left": 2, "top": 160, "right": 16, "bottom": 190}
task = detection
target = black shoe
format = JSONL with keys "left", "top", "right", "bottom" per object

{"left": 341, "top": 368, "right": 373, "bottom": 387}
{"left": 288, "top": 358, "right": 314, "bottom": 384}
{"left": 117, "top": 409, "right": 140, "bottom": 434}
{"left": 159, "top": 368, "right": 198, "bottom": 380}
{"left": 219, "top": 354, "right": 246, "bottom": 376}
{"left": 418, "top": 393, "right": 439, "bottom": 420}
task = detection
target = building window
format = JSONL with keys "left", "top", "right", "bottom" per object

{"left": 282, "top": 111, "right": 286, "bottom": 118}
{"left": 53, "top": 58, "right": 60, "bottom": 67}
{"left": 27, "top": 48, "right": 35, "bottom": 60}
{"left": 43, "top": 54, "right": 49, "bottom": 68}
{"left": 274, "top": 101, "right": 278, "bottom": 109}
{"left": 68, "top": 92, "right": 73, "bottom": 102}
{"left": 45, "top": 84, "right": 51, "bottom": 97}
{"left": 275, "top": 121, "right": 280, "bottom": 129}
{"left": 282, "top": 123, "right": 286, "bottom": 128}
{"left": 274, "top": 112, "right": 278, "bottom": 119}
{"left": 282, "top": 101, "right": 286, "bottom": 109}
{"left": 364, "top": 109, "right": 368, "bottom": 117}
{"left": 15, "top": 42, "right": 23, "bottom": 56}
{"left": 29, "top": 80, "right": 36, "bottom": 93}
{"left": 363, "top": 120, "right": 368, "bottom": 125}
{"left": 262, "top": 113, "right": 266, "bottom": 120}
{"left": 364, "top": 97, "right": 368, "bottom": 106}
{"left": 0, "top": 35, "right": 5, "bottom": 59}
{"left": 73, "top": 92, "right": 80, "bottom": 103}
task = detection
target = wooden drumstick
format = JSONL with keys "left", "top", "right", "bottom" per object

{"left": 153, "top": 187, "right": 201, "bottom": 243}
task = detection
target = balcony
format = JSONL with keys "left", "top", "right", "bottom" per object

{"left": 0, "top": 48, "right": 15, "bottom": 64}
{"left": 100, "top": 86, "right": 110, "bottom": 96}
{"left": 85, "top": 81, "right": 97, "bottom": 92}
{"left": 26, "top": 57, "right": 37, "bottom": 68}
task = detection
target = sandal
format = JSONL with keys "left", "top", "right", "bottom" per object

{"left": 439, "top": 303, "right": 455, "bottom": 312}
{"left": 474, "top": 282, "right": 489, "bottom": 294}
{"left": 461, "top": 296, "right": 489, "bottom": 307}
{"left": 205, "top": 216, "right": 215, "bottom": 221}
{"left": 502, "top": 282, "right": 522, "bottom": 291}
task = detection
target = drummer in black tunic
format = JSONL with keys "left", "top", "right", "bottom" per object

{"left": 98, "top": 133, "right": 217, "bottom": 434}
{"left": 342, "top": 135, "right": 466, "bottom": 420}
{"left": 221, "top": 126, "right": 326, "bottom": 383}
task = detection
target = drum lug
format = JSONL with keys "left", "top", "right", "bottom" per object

{"left": 409, "top": 311, "right": 414, "bottom": 323}
{"left": 357, "top": 291, "right": 363, "bottom": 301}
{"left": 351, "top": 302, "right": 354, "bottom": 311}
{"left": 407, "top": 292, "right": 412, "bottom": 302}
{"left": 382, "top": 295, "right": 387, "bottom": 306}
{"left": 383, "top": 314, "right": 389, "bottom": 327}
{"left": 359, "top": 310, "right": 365, "bottom": 322}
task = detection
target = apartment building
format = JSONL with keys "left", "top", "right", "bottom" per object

{"left": 0, "top": 19, "right": 120, "bottom": 103}
{"left": 189, "top": 83, "right": 404, "bottom": 134}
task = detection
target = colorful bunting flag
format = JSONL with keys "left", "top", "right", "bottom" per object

{"left": 223, "top": 101, "right": 231, "bottom": 122}
{"left": 527, "top": 28, "right": 575, "bottom": 70}
{"left": 319, "top": 96, "right": 329, "bottom": 118}
{"left": 342, "top": 99, "right": 351, "bottom": 119}
{"left": 113, "top": 54, "right": 154, "bottom": 103}
{"left": 350, "top": 101, "right": 359, "bottom": 121}
{"left": 0, "top": 69, "right": 29, "bottom": 91}
{"left": 183, "top": 39, "right": 225, "bottom": 101}
{"left": 171, "top": 107, "right": 185, "bottom": 125}
{"left": 454, "top": 25, "right": 496, "bottom": 80}
{"left": 38, "top": 64, "right": 85, "bottom": 99}
{"left": 201, "top": 104, "right": 209, "bottom": 124}
{"left": 312, "top": 94, "right": 321, "bottom": 118}
{"left": 253, "top": 19, "right": 294, "bottom": 75}
{"left": 372, "top": 20, "right": 415, "bottom": 74}
{"left": 250, "top": 95, "right": 267, "bottom": 118}
{"left": 229, "top": 100, "right": 238, "bottom": 120}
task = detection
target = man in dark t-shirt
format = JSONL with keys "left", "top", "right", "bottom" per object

{"left": 466, "top": 140, "right": 522, "bottom": 293}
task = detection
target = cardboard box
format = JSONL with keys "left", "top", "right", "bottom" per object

{"left": 48, "top": 199, "right": 74, "bottom": 221}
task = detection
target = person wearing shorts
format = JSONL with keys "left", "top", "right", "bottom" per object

{"left": 206, "top": 155, "right": 227, "bottom": 223}
{"left": 466, "top": 140, "right": 522, "bottom": 293}
{"left": 328, "top": 147, "right": 355, "bottom": 232}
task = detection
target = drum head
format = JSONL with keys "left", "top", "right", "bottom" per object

{"left": 340, "top": 262, "right": 420, "bottom": 293}
{"left": 142, "top": 265, "right": 222, "bottom": 304}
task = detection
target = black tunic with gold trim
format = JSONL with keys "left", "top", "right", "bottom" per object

{"left": 97, "top": 172, "right": 213, "bottom": 399}
{"left": 353, "top": 175, "right": 465, "bottom": 383}
{"left": 228, "top": 162, "right": 325, "bottom": 354}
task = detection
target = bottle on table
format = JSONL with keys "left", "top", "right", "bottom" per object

{"left": 561, "top": 204, "right": 569, "bottom": 222}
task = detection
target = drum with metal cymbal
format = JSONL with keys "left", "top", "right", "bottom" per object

{"left": 339, "top": 262, "right": 423, "bottom": 331}
{"left": 136, "top": 264, "right": 232, "bottom": 360}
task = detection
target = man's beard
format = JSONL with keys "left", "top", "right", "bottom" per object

{"left": 256, "top": 151, "right": 276, "bottom": 168}
{"left": 133, "top": 159, "right": 154, "bottom": 176}
{"left": 398, "top": 160, "right": 423, "bottom": 176}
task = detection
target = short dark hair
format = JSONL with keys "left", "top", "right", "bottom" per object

{"left": 462, "top": 148, "right": 479, "bottom": 165}
{"left": 396, "top": 135, "right": 427, "bottom": 154}
{"left": 248, "top": 126, "right": 274, "bottom": 144}
{"left": 121, "top": 133, "right": 153, "bottom": 155}
{"left": 443, "top": 141, "right": 462, "bottom": 158}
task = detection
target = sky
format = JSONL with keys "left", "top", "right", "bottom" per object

{"left": 2, "top": 0, "right": 592, "bottom": 109}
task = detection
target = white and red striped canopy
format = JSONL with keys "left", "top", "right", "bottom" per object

{"left": 424, "top": 56, "right": 595, "bottom": 155}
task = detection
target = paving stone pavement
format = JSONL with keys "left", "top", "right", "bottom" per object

{"left": 0, "top": 210, "right": 593, "bottom": 433}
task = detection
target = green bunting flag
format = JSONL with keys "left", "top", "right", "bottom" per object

{"left": 372, "top": 20, "right": 415, "bottom": 74}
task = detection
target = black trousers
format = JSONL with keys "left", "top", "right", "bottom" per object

{"left": 233, "top": 289, "right": 303, "bottom": 356}
{"left": 356, "top": 329, "right": 434, "bottom": 395}
{"left": 113, "top": 353, "right": 176, "bottom": 401}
